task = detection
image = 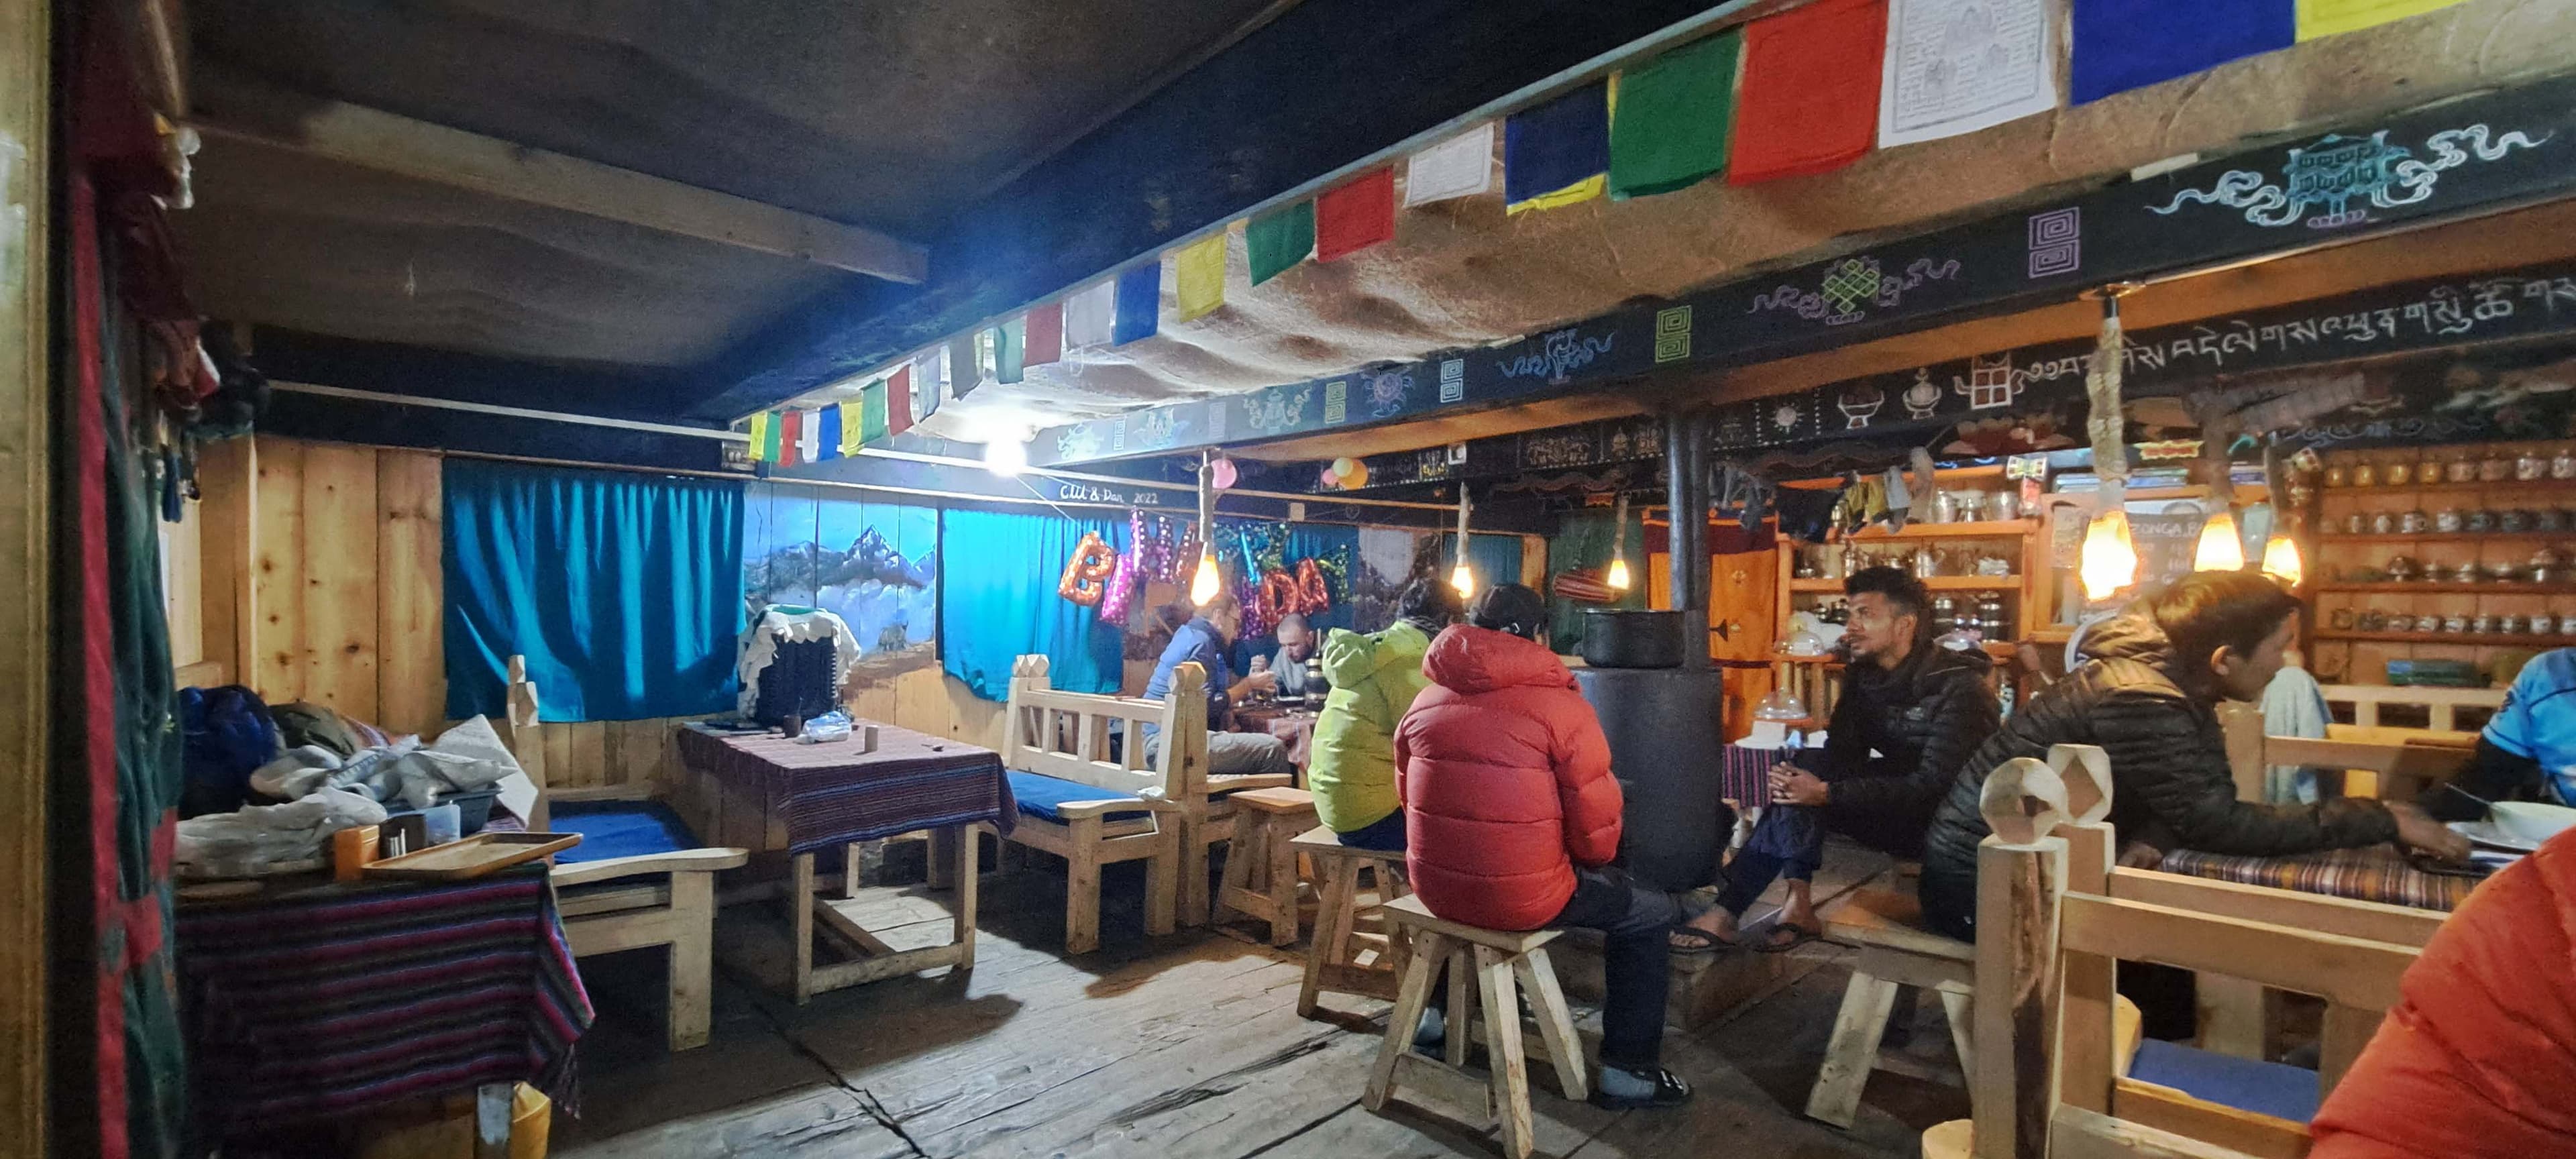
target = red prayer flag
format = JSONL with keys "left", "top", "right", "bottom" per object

{"left": 779, "top": 407, "right": 803, "bottom": 466}
{"left": 1315, "top": 167, "right": 1396, "bottom": 262}
{"left": 1024, "top": 302, "right": 1064, "bottom": 368}
{"left": 1727, "top": 0, "right": 1886, "bottom": 186}
{"left": 887, "top": 365, "right": 914, "bottom": 435}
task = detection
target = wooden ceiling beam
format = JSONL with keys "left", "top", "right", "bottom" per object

{"left": 188, "top": 69, "right": 927, "bottom": 283}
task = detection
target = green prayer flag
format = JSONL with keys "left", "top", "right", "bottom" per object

{"left": 996, "top": 319, "right": 1026, "bottom": 384}
{"left": 861, "top": 382, "right": 890, "bottom": 443}
{"left": 1609, "top": 31, "right": 1740, "bottom": 200}
{"left": 761, "top": 410, "right": 783, "bottom": 461}
{"left": 1246, "top": 201, "right": 1316, "bottom": 286}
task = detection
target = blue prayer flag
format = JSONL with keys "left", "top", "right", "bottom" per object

{"left": 1504, "top": 81, "right": 1610, "bottom": 209}
{"left": 2071, "top": 0, "right": 2295, "bottom": 105}
{"left": 814, "top": 404, "right": 842, "bottom": 460}
{"left": 1114, "top": 262, "right": 1161, "bottom": 346}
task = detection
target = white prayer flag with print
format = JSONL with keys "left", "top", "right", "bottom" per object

{"left": 1878, "top": 0, "right": 2057, "bottom": 148}
{"left": 1403, "top": 122, "right": 1497, "bottom": 207}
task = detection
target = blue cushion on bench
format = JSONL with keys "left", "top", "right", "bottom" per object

{"left": 2128, "top": 1038, "right": 2322, "bottom": 1124}
{"left": 549, "top": 800, "right": 702, "bottom": 865}
{"left": 1008, "top": 769, "right": 1150, "bottom": 824}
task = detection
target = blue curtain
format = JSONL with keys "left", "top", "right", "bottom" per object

{"left": 941, "top": 508, "right": 1127, "bottom": 701}
{"left": 444, "top": 459, "right": 747, "bottom": 722}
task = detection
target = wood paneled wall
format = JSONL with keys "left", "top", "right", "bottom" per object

{"left": 180, "top": 436, "right": 1020, "bottom": 792}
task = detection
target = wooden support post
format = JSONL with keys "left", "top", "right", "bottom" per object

{"left": 1972, "top": 757, "right": 2071, "bottom": 1159}
{"left": 1065, "top": 816, "right": 1104, "bottom": 954}
{"left": 1477, "top": 946, "right": 1535, "bottom": 1159}
{"left": 0, "top": 0, "right": 48, "bottom": 1151}
{"left": 667, "top": 869, "right": 715, "bottom": 1051}
{"left": 791, "top": 852, "right": 817, "bottom": 1004}
{"left": 952, "top": 823, "right": 980, "bottom": 972}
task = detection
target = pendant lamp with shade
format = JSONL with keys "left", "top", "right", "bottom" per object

{"left": 1450, "top": 486, "right": 1475, "bottom": 599}
{"left": 1189, "top": 452, "right": 1222, "bottom": 606}
{"left": 2078, "top": 285, "right": 2143, "bottom": 602}
{"left": 2193, "top": 508, "right": 2246, "bottom": 572}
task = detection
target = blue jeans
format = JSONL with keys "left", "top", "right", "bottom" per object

{"left": 1337, "top": 809, "right": 1407, "bottom": 852}
{"left": 1714, "top": 805, "right": 1825, "bottom": 916}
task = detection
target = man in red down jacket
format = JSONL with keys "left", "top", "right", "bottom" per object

{"left": 1394, "top": 583, "right": 1712, "bottom": 1109}
{"left": 2308, "top": 823, "right": 2576, "bottom": 1157}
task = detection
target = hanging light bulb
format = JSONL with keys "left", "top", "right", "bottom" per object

{"left": 2261, "top": 533, "right": 2304, "bottom": 588}
{"left": 1191, "top": 451, "right": 1222, "bottom": 606}
{"left": 1451, "top": 485, "right": 1475, "bottom": 600}
{"left": 982, "top": 433, "right": 1028, "bottom": 478}
{"left": 1190, "top": 549, "right": 1223, "bottom": 606}
{"left": 2080, "top": 509, "right": 2140, "bottom": 601}
{"left": 2194, "top": 508, "right": 2245, "bottom": 571}
{"left": 1605, "top": 494, "right": 1633, "bottom": 591}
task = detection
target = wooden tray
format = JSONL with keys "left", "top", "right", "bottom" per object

{"left": 362, "top": 832, "right": 582, "bottom": 881}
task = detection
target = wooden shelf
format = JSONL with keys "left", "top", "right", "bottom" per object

{"left": 2316, "top": 532, "right": 2576, "bottom": 545}
{"left": 2326, "top": 478, "right": 2576, "bottom": 497}
{"left": 1843, "top": 518, "right": 2035, "bottom": 541}
{"left": 1782, "top": 464, "right": 2005, "bottom": 491}
{"left": 2314, "top": 582, "right": 2576, "bottom": 595}
{"left": 2312, "top": 630, "right": 2576, "bottom": 647}
{"left": 1786, "top": 575, "right": 2022, "bottom": 592}
{"left": 2042, "top": 484, "right": 2270, "bottom": 506}
{"left": 1776, "top": 641, "right": 2019, "bottom": 663}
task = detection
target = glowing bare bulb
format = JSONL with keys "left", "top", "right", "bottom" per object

{"left": 2193, "top": 510, "right": 2245, "bottom": 572}
{"left": 2079, "top": 510, "right": 2139, "bottom": 601}
{"left": 1450, "top": 563, "right": 1474, "bottom": 599}
{"left": 983, "top": 436, "right": 1027, "bottom": 478}
{"left": 1605, "top": 555, "right": 1632, "bottom": 591}
{"left": 1189, "top": 549, "right": 1222, "bottom": 606}
{"left": 2261, "top": 534, "right": 2304, "bottom": 588}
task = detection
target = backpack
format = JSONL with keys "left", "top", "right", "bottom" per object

{"left": 180, "top": 685, "right": 280, "bottom": 818}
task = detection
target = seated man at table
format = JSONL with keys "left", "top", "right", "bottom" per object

{"left": 1397, "top": 583, "right": 1709, "bottom": 1108}
{"left": 2427, "top": 647, "right": 2576, "bottom": 820}
{"left": 1270, "top": 612, "right": 1319, "bottom": 702}
{"left": 1143, "top": 592, "right": 1295, "bottom": 777}
{"left": 1694, "top": 566, "right": 2000, "bottom": 952}
{"left": 1309, "top": 578, "right": 1462, "bottom": 852}
{"left": 1918, "top": 571, "right": 2471, "bottom": 942}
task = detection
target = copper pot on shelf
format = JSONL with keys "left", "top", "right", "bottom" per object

{"left": 2385, "top": 461, "right": 2414, "bottom": 487}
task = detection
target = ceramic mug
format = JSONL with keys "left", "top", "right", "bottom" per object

{"left": 2520, "top": 451, "right": 2548, "bottom": 482}
{"left": 2555, "top": 449, "right": 2576, "bottom": 480}
{"left": 2473, "top": 615, "right": 2498, "bottom": 634}
{"left": 2448, "top": 457, "right": 2478, "bottom": 484}
{"left": 2482, "top": 456, "right": 2513, "bottom": 482}
{"left": 2400, "top": 510, "right": 2430, "bottom": 534}
{"left": 2330, "top": 607, "right": 2357, "bottom": 630}
{"left": 2501, "top": 615, "right": 2527, "bottom": 636}
{"left": 2372, "top": 511, "right": 2398, "bottom": 534}
{"left": 2467, "top": 509, "right": 2497, "bottom": 533}
{"left": 2534, "top": 614, "right": 2559, "bottom": 636}
{"left": 2445, "top": 615, "right": 2473, "bottom": 634}
{"left": 2502, "top": 509, "right": 2535, "bottom": 533}
{"left": 2343, "top": 512, "right": 2367, "bottom": 534}
{"left": 2436, "top": 508, "right": 2466, "bottom": 533}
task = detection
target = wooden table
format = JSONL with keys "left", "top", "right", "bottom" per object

{"left": 674, "top": 722, "right": 1014, "bottom": 1002}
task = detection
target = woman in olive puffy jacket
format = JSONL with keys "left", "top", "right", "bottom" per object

{"left": 1307, "top": 579, "right": 1460, "bottom": 850}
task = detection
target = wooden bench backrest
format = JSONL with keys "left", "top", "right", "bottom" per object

{"left": 2220, "top": 702, "right": 2475, "bottom": 803}
{"left": 1002, "top": 654, "right": 1206, "bottom": 804}
{"left": 1971, "top": 744, "right": 2428, "bottom": 1159}
{"left": 2320, "top": 683, "right": 2504, "bottom": 732}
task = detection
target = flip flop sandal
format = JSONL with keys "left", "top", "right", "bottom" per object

{"left": 1756, "top": 920, "right": 1824, "bottom": 954}
{"left": 1666, "top": 924, "right": 1728, "bottom": 956}
{"left": 1590, "top": 1065, "right": 1695, "bottom": 1110}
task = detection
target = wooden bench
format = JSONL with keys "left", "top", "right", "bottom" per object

{"left": 1937, "top": 743, "right": 2431, "bottom": 1159}
{"left": 1807, "top": 888, "right": 1976, "bottom": 1127}
{"left": 998, "top": 654, "right": 1189, "bottom": 954}
{"left": 1293, "top": 825, "right": 1409, "bottom": 1017}
{"left": 2320, "top": 682, "right": 2503, "bottom": 733}
{"left": 1214, "top": 786, "right": 1318, "bottom": 946}
{"left": 1364, "top": 895, "right": 1587, "bottom": 1159}
{"left": 498, "top": 657, "right": 748, "bottom": 1051}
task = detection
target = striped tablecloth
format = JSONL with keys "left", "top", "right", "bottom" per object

{"left": 175, "top": 866, "right": 592, "bottom": 1134}
{"left": 2157, "top": 844, "right": 2476, "bottom": 911}
{"left": 676, "top": 722, "right": 1014, "bottom": 854}
{"left": 1721, "top": 743, "right": 1776, "bottom": 807}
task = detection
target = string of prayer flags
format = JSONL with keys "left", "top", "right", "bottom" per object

{"left": 1024, "top": 302, "right": 1064, "bottom": 368}
{"left": 1405, "top": 122, "right": 1494, "bottom": 207}
{"left": 2295, "top": 0, "right": 2463, "bottom": 40}
{"left": 948, "top": 333, "right": 983, "bottom": 400}
{"left": 747, "top": 411, "right": 775, "bottom": 463}
{"left": 860, "top": 380, "right": 890, "bottom": 443}
{"left": 994, "top": 317, "right": 1026, "bottom": 384}
{"left": 1063, "top": 280, "right": 1116, "bottom": 349}
{"left": 1175, "top": 233, "right": 1227, "bottom": 321}
{"left": 1246, "top": 201, "right": 1315, "bottom": 286}
{"left": 816, "top": 402, "right": 845, "bottom": 459}
{"left": 1316, "top": 167, "right": 1395, "bottom": 261}
{"left": 779, "top": 408, "right": 804, "bottom": 467}
{"left": 1879, "top": 0, "right": 2057, "bottom": 147}
{"left": 1729, "top": 0, "right": 1887, "bottom": 184}
{"left": 886, "top": 364, "right": 915, "bottom": 436}
{"left": 1607, "top": 31, "right": 1739, "bottom": 199}
{"left": 2070, "top": 0, "right": 2291, "bottom": 103}
{"left": 1113, "top": 263, "right": 1159, "bottom": 346}
{"left": 1504, "top": 81, "right": 1609, "bottom": 213}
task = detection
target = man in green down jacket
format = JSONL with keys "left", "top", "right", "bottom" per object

{"left": 1311, "top": 578, "right": 1464, "bottom": 850}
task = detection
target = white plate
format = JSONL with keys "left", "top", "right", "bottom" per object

{"left": 2450, "top": 820, "right": 2542, "bottom": 854}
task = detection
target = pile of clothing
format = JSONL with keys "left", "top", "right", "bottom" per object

{"left": 174, "top": 688, "right": 527, "bottom": 877}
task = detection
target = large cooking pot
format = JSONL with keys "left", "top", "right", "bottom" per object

{"left": 1580, "top": 609, "right": 1684, "bottom": 669}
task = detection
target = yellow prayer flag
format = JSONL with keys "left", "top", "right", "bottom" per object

{"left": 1175, "top": 233, "right": 1227, "bottom": 321}
{"left": 839, "top": 400, "right": 864, "bottom": 456}
{"left": 2296, "top": 0, "right": 2465, "bottom": 40}
{"left": 1505, "top": 173, "right": 1606, "bottom": 215}
{"left": 746, "top": 411, "right": 772, "bottom": 462}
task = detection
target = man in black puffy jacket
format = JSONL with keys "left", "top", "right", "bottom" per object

{"left": 1918, "top": 570, "right": 2469, "bottom": 940}
{"left": 1694, "top": 567, "right": 2000, "bottom": 951}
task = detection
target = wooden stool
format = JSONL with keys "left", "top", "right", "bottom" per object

{"left": 1291, "top": 825, "right": 1410, "bottom": 1016}
{"left": 1364, "top": 895, "right": 1587, "bottom": 1159}
{"left": 1215, "top": 787, "right": 1318, "bottom": 946}
{"left": 1807, "top": 888, "right": 1975, "bottom": 1128}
